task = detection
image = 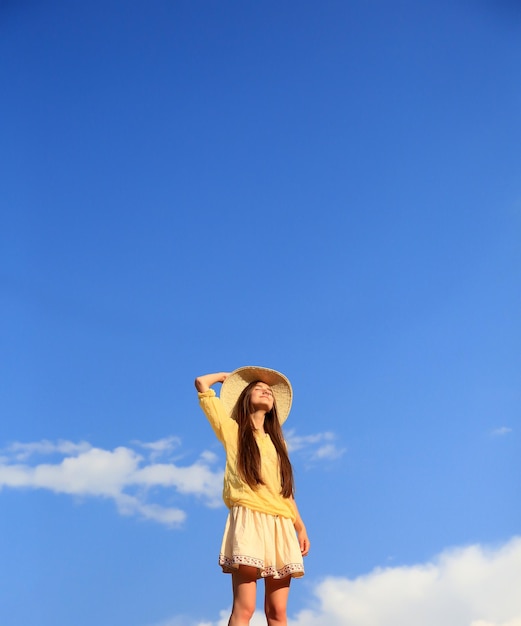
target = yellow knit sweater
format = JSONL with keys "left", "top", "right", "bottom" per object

{"left": 198, "top": 389, "right": 296, "bottom": 522}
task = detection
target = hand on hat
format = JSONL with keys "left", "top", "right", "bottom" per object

{"left": 194, "top": 372, "right": 230, "bottom": 392}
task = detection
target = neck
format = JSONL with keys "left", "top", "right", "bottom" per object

{"left": 250, "top": 410, "right": 266, "bottom": 433}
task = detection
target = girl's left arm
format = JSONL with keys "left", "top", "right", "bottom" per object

{"left": 290, "top": 497, "right": 310, "bottom": 556}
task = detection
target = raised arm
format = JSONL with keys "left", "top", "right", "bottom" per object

{"left": 194, "top": 372, "right": 230, "bottom": 393}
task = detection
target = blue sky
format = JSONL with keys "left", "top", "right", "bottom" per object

{"left": 1, "top": 1, "right": 520, "bottom": 625}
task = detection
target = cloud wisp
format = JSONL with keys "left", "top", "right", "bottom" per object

{"left": 285, "top": 429, "right": 345, "bottom": 463}
{"left": 0, "top": 438, "right": 223, "bottom": 527}
{"left": 490, "top": 426, "right": 513, "bottom": 437}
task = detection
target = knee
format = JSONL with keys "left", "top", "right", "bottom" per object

{"left": 232, "top": 600, "right": 256, "bottom": 622}
{"left": 265, "top": 603, "right": 287, "bottom": 624}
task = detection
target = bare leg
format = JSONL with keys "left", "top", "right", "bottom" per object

{"left": 264, "top": 575, "right": 291, "bottom": 626}
{"left": 228, "top": 565, "right": 258, "bottom": 626}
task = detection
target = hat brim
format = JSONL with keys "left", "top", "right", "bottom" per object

{"left": 220, "top": 366, "right": 293, "bottom": 424}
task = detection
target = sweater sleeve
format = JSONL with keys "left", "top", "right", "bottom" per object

{"left": 198, "top": 389, "right": 233, "bottom": 444}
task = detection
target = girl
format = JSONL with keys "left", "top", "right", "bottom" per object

{"left": 195, "top": 366, "right": 310, "bottom": 626}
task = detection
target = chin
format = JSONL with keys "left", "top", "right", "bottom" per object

{"left": 253, "top": 403, "right": 273, "bottom": 413}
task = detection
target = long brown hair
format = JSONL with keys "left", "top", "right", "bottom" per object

{"left": 235, "top": 380, "right": 295, "bottom": 498}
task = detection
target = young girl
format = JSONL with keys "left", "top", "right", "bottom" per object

{"left": 195, "top": 366, "right": 310, "bottom": 626}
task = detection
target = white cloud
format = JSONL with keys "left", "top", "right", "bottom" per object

{"left": 471, "top": 621, "right": 521, "bottom": 626}
{"left": 194, "top": 611, "right": 266, "bottom": 626}
{"left": 285, "top": 429, "right": 345, "bottom": 462}
{"left": 0, "top": 428, "right": 342, "bottom": 526}
{"left": 491, "top": 427, "right": 513, "bottom": 436}
{"left": 6, "top": 439, "right": 92, "bottom": 461}
{"left": 176, "top": 537, "right": 521, "bottom": 626}
{"left": 133, "top": 436, "right": 182, "bottom": 461}
{"left": 0, "top": 438, "right": 223, "bottom": 527}
{"left": 286, "top": 537, "right": 521, "bottom": 626}
{"left": 147, "top": 610, "right": 268, "bottom": 626}
{"left": 134, "top": 459, "right": 223, "bottom": 507}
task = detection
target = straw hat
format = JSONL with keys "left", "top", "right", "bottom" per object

{"left": 220, "top": 366, "right": 293, "bottom": 424}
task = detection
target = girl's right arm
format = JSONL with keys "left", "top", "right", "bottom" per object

{"left": 194, "top": 372, "right": 230, "bottom": 393}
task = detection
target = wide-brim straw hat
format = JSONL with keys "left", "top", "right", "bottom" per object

{"left": 220, "top": 366, "right": 293, "bottom": 424}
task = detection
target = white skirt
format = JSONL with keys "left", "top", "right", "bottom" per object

{"left": 218, "top": 506, "right": 305, "bottom": 579}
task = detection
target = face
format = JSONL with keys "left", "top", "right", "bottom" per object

{"left": 249, "top": 381, "right": 274, "bottom": 413}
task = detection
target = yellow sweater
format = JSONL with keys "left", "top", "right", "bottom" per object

{"left": 198, "top": 389, "right": 296, "bottom": 522}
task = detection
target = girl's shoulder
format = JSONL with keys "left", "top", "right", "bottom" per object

{"left": 199, "top": 390, "right": 237, "bottom": 440}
